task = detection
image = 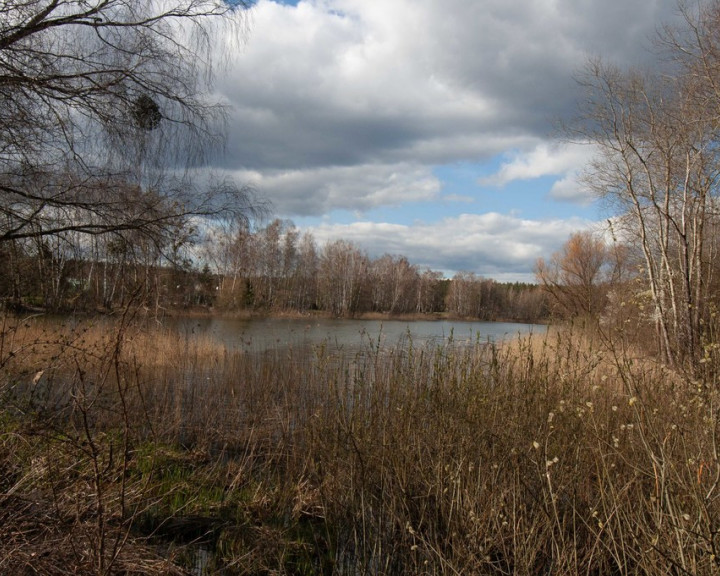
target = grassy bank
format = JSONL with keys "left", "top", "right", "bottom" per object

{"left": 1, "top": 313, "right": 718, "bottom": 574}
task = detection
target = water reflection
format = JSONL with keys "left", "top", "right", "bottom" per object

{"left": 169, "top": 317, "right": 544, "bottom": 353}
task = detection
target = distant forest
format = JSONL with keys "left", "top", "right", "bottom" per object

{"left": 0, "top": 217, "right": 549, "bottom": 322}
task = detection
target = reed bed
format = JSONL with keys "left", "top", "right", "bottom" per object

{"left": 1, "top": 313, "right": 719, "bottom": 575}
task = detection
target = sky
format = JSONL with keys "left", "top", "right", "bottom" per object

{"left": 213, "top": 0, "right": 683, "bottom": 282}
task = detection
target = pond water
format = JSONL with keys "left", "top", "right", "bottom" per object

{"left": 169, "top": 316, "right": 545, "bottom": 353}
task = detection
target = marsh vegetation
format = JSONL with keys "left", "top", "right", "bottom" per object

{"left": 2, "top": 313, "right": 719, "bottom": 575}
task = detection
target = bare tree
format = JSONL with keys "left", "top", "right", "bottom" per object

{"left": 293, "top": 231, "right": 319, "bottom": 311}
{"left": 318, "top": 240, "right": 369, "bottom": 316}
{"left": 446, "top": 271, "right": 483, "bottom": 318}
{"left": 576, "top": 64, "right": 715, "bottom": 365}
{"left": 0, "top": 0, "right": 257, "bottom": 257}
{"left": 572, "top": 2, "right": 720, "bottom": 368}
{"left": 369, "top": 255, "right": 419, "bottom": 314}
{"left": 536, "top": 230, "right": 616, "bottom": 321}
{"left": 415, "top": 268, "right": 445, "bottom": 314}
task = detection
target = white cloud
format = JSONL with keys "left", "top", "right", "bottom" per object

{"left": 306, "top": 212, "right": 596, "bottom": 280}
{"left": 443, "top": 193, "right": 474, "bottom": 203}
{"left": 208, "top": 0, "right": 683, "bottom": 278}
{"left": 478, "top": 142, "right": 596, "bottom": 204}
{"left": 232, "top": 162, "right": 441, "bottom": 215}
{"left": 480, "top": 143, "right": 595, "bottom": 186}
{"left": 549, "top": 172, "right": 594, "bottom": 205}
{"left": 220, "top": 1, "right": 678, "bottom": 173}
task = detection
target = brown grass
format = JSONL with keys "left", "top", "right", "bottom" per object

{"left": 1, "top": 313, "right": 719, "bottom": 575}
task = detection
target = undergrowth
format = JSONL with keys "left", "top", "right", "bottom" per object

{"left": 1, "top": 313, "right": 719, "bottom": 575}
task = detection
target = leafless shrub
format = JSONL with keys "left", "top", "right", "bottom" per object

{"left": 2, "top": 315, "right": 720, "bottom": 574}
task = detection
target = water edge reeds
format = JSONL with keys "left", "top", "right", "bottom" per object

{"left": 1, "top": 314, "right": 718, "bottom": 574}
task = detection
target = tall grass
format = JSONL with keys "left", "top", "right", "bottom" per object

{"left": 1, "top": 313, "right": 719, "bottom": 574}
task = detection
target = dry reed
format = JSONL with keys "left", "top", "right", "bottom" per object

{"left": 1, "top": 313, "right": 719, "bottom": 575}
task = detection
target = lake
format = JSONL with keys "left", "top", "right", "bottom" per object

{"left": 169, "top": 317, "right": 545, "bottom": 353}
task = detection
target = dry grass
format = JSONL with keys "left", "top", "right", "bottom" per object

{"left": 1, "top": 313, "right": 719, "bottom": 574}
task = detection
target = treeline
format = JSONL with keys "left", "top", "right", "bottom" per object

{"left": 0, "top": 218, "right": 549, "bottom": 322}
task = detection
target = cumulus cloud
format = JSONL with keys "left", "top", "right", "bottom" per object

{"left": 479, "top": 142, "right": 596, "bottom": 204}
{"left": 222, "top": 0, "right": 679, "bottom": 169}
{"left": 480, "top": 143, "right": 593, "bottom": 186}
{"left": 218, "top": 0, "right": 678, "bottom": 172}
{"left": 549, "top": 172, "right": 594, "bottom": 205}
{"left": 211, "top": 0, "right": 681, "bottom": 277}
{"left": 308, "top": 212, "right": 594, "bottom": 281}
{"left": 232, "top": 162, "right": 441, "bottom": 215}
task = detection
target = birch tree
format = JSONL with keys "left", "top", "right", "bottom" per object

{"left": 576, "top": 2, "right": 720, "bottom": 367}
{"left": 318, "top": 240, "right": 369, "bottom": 316}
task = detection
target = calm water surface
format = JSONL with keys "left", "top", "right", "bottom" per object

{"left": 170, "top": 317, "right": 545, "bottom": 353}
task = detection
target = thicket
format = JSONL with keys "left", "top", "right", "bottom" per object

{"left": 1, "top": 312, "right": 719, "bottom": 575}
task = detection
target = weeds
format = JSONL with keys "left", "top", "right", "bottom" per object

{"left": 1, "top": 313, "right": 719, "bottom": 574}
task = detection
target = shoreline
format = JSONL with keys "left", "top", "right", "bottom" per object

{"left": 154, "top": 306, "right": 548, "bottom": 325}
{"left": 3, "top": 301, "right": 549, "bottom": 325}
